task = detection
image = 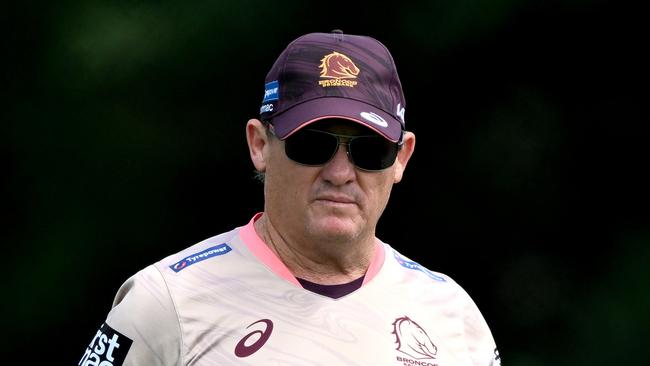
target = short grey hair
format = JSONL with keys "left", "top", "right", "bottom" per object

{"left": 253, "top": 170, "right": 265, "bottom": 183}
{"left": 250, "top": 122, "right": 275, "bottom": 184}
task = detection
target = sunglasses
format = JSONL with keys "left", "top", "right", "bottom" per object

{"left": 270, "top": 126, "right": 401, "bottom": 171}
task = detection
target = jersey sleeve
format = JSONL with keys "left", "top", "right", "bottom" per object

{"left": 457, "top": 283, "right": 501, "bottom": 366}
{"left": 79, "top": 265, "right": 182, "bottom": 366}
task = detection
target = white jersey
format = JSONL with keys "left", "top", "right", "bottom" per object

{"left": 79, "top": 214, "right": 501, "bottom": 366}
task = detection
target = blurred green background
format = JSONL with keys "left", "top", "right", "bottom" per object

{"left": 3, "top": 0, "right": 649, "bottom": 364}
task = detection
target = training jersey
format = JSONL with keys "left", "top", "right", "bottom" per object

{"left": 79, "top": 214, "right": 501, "bottom": 366}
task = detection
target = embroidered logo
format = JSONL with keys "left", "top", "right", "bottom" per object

{"left": 392, "top": 316, "right": 437, "bottom": 362}
{"left": 234, "top": 319, "right": 274, "bottom": 358}
{"left": 318, "top": 51, "right": 359, "bottom": 87}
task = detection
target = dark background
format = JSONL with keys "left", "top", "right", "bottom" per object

{"left": 4, "top": 0, "right": 649, "bottom": 364}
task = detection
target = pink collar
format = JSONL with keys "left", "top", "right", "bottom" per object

{"left": 239, "top": 213, "right": 385, "bottom": 286}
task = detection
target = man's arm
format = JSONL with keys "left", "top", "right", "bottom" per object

{"left": 79, "top": 265, "right": 182, "bottom": 366}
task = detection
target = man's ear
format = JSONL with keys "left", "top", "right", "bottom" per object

{"left": 393, "top": 131, "right": 415, "bottom": 183}
{"left": 246, "top": 119, "right": 269, "bottom": 172}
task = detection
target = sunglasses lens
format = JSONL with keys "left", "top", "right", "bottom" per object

{"left": 350, "top": 136, "right": 398, "bottom": 170}
{"left": 283, "top": 128, "right": 399, "bottom": 171}
{"left": 284, "top": 129, "right": 338, "bottom": 165}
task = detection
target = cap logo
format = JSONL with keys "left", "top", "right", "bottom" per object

{"left": 396, "top": 103, "right": 406, "bottom": 124}
{"left": 318, "top": 51, "right": 359, "bottom": 88}
{"left": 360, "top": 111, "right": 388, "bottom": 128}
{"left": 262, "top": 80, "right": 280, "bottom": 102}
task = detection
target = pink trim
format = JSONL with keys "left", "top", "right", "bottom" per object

{"left": 239, "top": 213, "right": 301, "bottom": 286}
{"left": 283, "top": 115, "right": 399, "bottom": 143}
{"left": 363, "top": 241, "right": 385, "bottom": 284}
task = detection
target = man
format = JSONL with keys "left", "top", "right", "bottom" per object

{"left": 79, "top": 30, "right": 501, "bottom": 366}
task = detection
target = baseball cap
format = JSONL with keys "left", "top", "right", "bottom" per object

{"left": 259, "top": 30, "right": 406, "bottom": 143}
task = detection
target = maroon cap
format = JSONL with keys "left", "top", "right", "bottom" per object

{"left": 259, "top": 30, "right": 406, "bottom": 142}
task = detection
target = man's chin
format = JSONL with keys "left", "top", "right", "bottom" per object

{"left": 307, "top": 214, "right": 362, "bottom": 241}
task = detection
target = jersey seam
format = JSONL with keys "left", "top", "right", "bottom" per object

{"left": 153, "top": 265, "right": 185, "bottom": 366}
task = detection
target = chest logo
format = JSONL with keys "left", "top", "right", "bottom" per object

{"left": 234, "top": 319, "right": 274, "bottom": 358}
{"left": 392, "top": 316, "right": 437, "bottom": 360}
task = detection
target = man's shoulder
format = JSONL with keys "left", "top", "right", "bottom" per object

{"left": 382, "top": 243, "right": 451, "bottom": 284}
{"left": 109, "top": 226, "right": 244, "bottom": 297}
{"left": 154, "top": 225, "right": 243, "bottom": 274}
{"left": 381, "top": 243, "right": 489, "bottom": 314}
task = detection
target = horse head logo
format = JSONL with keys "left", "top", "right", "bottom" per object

{"left": 319, "top": 51, "right": 360, "bottom": 79}
{"left": 392, "top": 316, "right": 437, "bottom": 360}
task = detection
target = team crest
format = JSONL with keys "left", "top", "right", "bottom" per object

{"left": 392, "top": 316, "right": 438, "bottom": 361}
{"left": 318, "top": 51, "right": 359, "bottom": 87}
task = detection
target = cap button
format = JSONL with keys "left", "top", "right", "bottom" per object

{"left": 331, "top": 29, "right": 344, "bottom": 34}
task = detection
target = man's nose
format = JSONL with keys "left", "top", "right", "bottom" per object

{"left": 320, "top": 142, "right": 356, "bottom": 183}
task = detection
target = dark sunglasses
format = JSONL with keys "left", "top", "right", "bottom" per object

{"left": 270, "top": 126, "right": 401, "bottom": 171}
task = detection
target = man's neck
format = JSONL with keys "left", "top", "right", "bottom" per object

{"left": 253, "top": 214, "right": 375, "bottom": 285}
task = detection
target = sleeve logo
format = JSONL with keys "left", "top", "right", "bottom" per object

{"left": 79, "top": 323, "right": 133, "bottom": 366}
{"left": 393, "top": 251, "right": 446, "bottom": 282}
{"left": 170, "top": 243, "right": 232, "bottom": 273}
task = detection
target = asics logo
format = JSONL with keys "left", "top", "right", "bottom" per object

{"left": 234, "top": 319, "right": 274, "bottom": 358}
{"left": 360, "top": 111, "right": 388, "bottom": 128}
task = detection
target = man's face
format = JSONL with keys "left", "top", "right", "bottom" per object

{"left": 260, "top": 119, "right": 413, "bottom": 244}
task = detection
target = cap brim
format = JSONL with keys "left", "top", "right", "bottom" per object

{"left": 270, "top": 97, "right": 403, "bottom": 142}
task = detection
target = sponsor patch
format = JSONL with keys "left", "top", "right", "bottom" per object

{"left": 170, "top": 243, "right": 232, "bottom": 273}
{"left": 262, "top": 81, "right": 279, "bottom": 102}
{"left": 79, "top": 323, "right": 132, "bottom": 366}
{"left": 260, "top": 103, "right": 274, "bottom": 113}
{"left": 393, "top": 251, "right": 446, "bottom": 282}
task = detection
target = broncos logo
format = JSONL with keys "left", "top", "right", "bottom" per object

{"left": 392, "top": 316, "right": 437, "bottom": 359}
{"left": 319, "top": 51, "right": 360, "bottom": 79}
